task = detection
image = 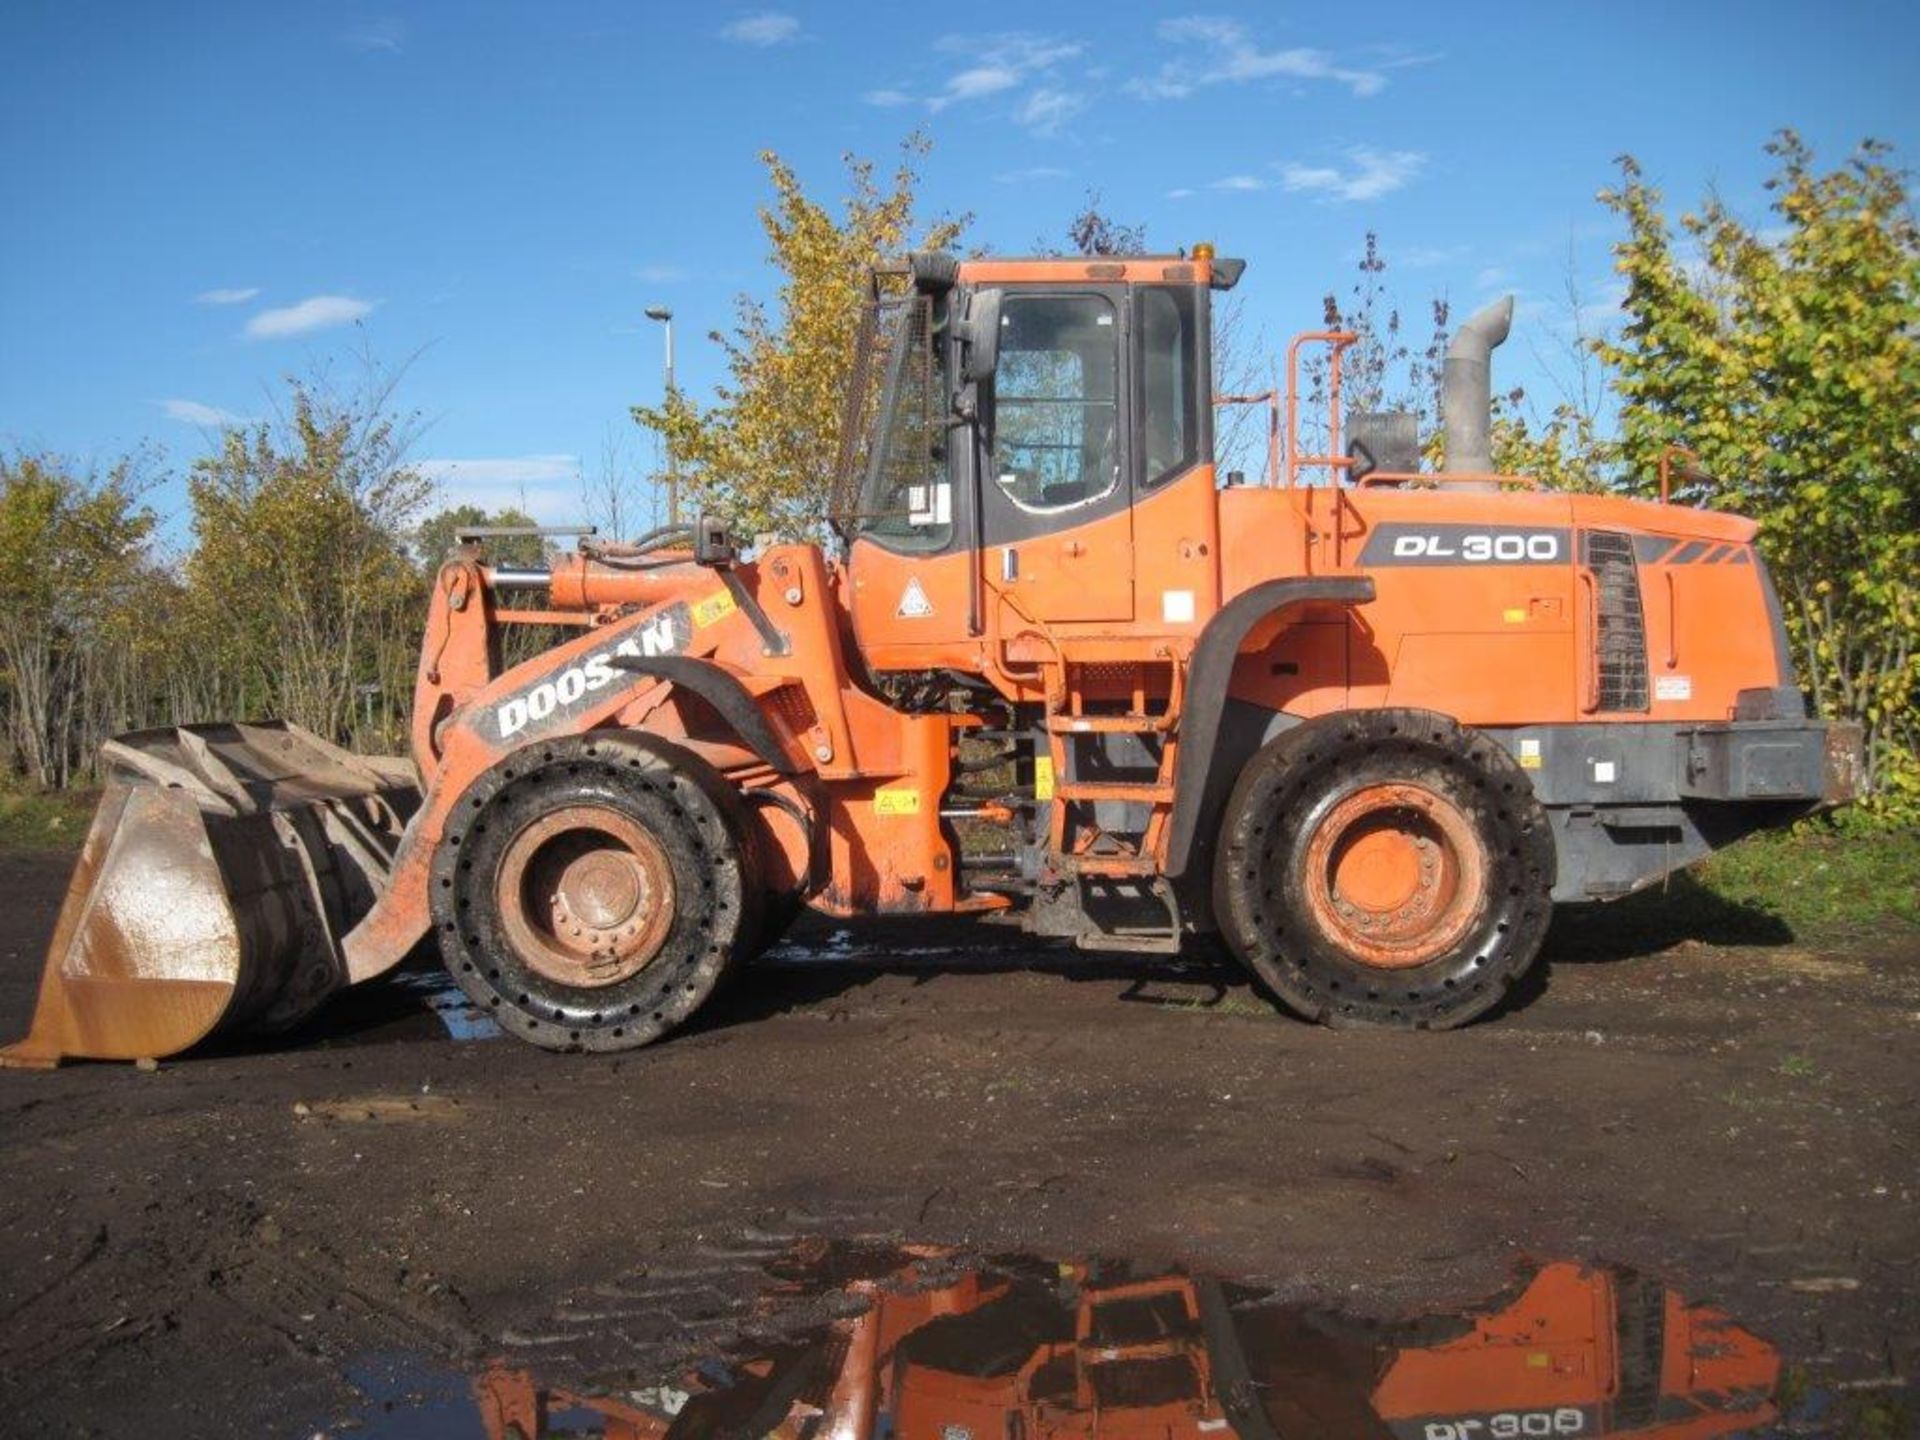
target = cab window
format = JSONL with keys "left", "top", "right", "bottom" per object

{"left": 854, "top": 297, "right": 951, "bottom": 551}
{"left": 1138, "top": 287, "right": 1197, "bottom": 486}
{"left": 989, "top": 294, "right": 1119, "bottom": 513}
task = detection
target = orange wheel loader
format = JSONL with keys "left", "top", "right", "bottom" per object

{"left": 1, "top": 248, "right": 1864, "bottom": 1065}
{"left": 464, "top": 1248, "right": 1778, "bottom": 1439}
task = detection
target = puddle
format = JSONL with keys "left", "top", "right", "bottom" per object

{"left": 389, "top": 969, "right": 506, "bottom": 1042}
{"left": 314, "top": 1240, "right": 1829, "bottom": 1438}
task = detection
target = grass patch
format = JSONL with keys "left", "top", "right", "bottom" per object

{"left": 1693, "top": 827, "right": 1919, "bottom": 934}
{"left": 1552, "top": 825, "right": 1919, "bottom": 958}
{"left": 0, "top": 786, "right": 99, "bottom": 851}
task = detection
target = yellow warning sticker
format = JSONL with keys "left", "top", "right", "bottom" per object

{"left": 873, "top": 787, "right": 921, "bottom": 816}
{"left": 691, "top": 589, "right": 737, "bottom": 629}
{"left": 1518, "top": 737, "right": 1543, "bottom": 771}
{"left": 1034, "top": 754, "right": 1056, "bottom": 801}
{"left": 1503, "top": 607, "right": 1528, "bottom": 623}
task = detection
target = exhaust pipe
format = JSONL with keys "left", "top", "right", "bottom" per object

{"left": 1442, "top": 294, "right": 1514, "bottom": 482}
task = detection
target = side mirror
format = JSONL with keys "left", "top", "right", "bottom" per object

{"left": 957, "top": 288, "right": 1002, "bottom": 384}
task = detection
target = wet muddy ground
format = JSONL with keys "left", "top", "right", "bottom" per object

{"left": 0, "top": 847, "right": 1915, "bottom": 1437}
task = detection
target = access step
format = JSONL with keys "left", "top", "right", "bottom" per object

{"left": 1055, "top": 852, "right": 1160, "bottom": 878}
{"left": 1045, "top": 713, "right": 1174, "bottom": 735}
{"left": 1051, "top": 780, "right": 1175, "bottom": 803}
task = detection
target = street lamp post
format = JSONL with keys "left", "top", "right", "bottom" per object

{"left": 644, "top": 305, "right": 678, "bottom": 525}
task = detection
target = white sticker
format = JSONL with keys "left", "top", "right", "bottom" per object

{"left": 1593, "top": 760, "right": 1617, "bottom": 783}
{"left": 1655, "top": 674, "right": 1692, "bottom": 701}
{"left": 1518, "top": 737, "right": 1542, "bottom": 771}
{"left": 1162, "top": 589, "right": 1196, "bottom": 623}
{"left": 896, "top": 576, "right": 935, "bottom": 619}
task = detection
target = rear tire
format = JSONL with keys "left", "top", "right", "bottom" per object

{"left": 431, "top": 732, "right": 761, "bottom": 1052}
{"left": 1213, "top": 710, "right": 1554, "bottom": 1030}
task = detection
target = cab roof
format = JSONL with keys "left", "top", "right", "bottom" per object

{"left": 906, "top": 250, "right": 1245, "bottom": 291}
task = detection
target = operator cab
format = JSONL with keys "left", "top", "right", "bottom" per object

{"left": 836, "top": 250, "right": 1241, "bottom": 656}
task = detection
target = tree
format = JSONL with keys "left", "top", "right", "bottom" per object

{"left": 0, "top": 451, "right": 161, "bottom": 786}
{"left": 1063, "top": 190, "right": 1148, "bottom": 257}
{"left": 414, "top": 502, "right": 544, "bottom": 569}
{"left": 1318, "top": 232, "right": 1450, "bottom": 434}
{"left": 1596, "top": 133, "right": 1920, "bottom": 813}
{"left": 634, "top": 134, "right": 965, "bottom": 541}
{"left": 185, "top": 373, "right": 432, "bottom": 745}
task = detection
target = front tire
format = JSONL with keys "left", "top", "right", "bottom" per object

{"left": 431, "top": 732, "right": 760, "bottom": 1052}
{"left": 1214, "top": 710, "right": 1554, "bottom": 1029}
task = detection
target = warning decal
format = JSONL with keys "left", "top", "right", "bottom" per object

{"left": 873, "top": 788, "right": 921, "bottom": 815}
{"left": 896, "top": 576, "right": 935, "bottom": 619}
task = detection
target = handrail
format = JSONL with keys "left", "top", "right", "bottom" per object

{"left": 1213, "top": 390, "right": 1282, "bottom": 487}
{"left": 1576, "top": 568, "right": 1600, "bottom": 714}
{"left": 1353, "top": 471, "right": 1542, "bottom": 491}
{"left": 1658, "top": 443, "right": 1710, "bottom": 505}
{"left": 1283, "top": 330, "right": 1358, "bottom": 487}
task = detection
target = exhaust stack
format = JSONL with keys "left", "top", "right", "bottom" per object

{"left": 1442, "top": 294, "right": 1514, "bottom": 482}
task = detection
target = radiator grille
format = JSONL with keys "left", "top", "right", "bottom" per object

{"left": 1584, "top": 529, "right": 1650, "bottom": 713}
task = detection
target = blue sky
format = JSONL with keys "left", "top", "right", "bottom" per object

{"left": 3, "top": 2, "right": 1915, "bottom": 536}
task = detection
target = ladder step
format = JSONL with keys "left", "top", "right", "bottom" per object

{"left": 1058, "top": 853, "right": 1160, "bottom": 877}
{"left": 1045, "top": 714, "right": 1173, "bottom": 734}
{"left": 1053, "top": 780, "right": 1174, "bottom": 803}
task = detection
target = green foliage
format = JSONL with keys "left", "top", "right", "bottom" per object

{"left": 633, "top": 134, "right": 965, "bottom": 541}
{"left": 0, "top": 781, "right": 98, "bottom": 850}
{"left": 185, "top": 380, "right": 432, "bottom": 743}
{"left": 1596, "top": 132, "right": 1920, "bottom": 817}
{"left": 413, "top": 503, "right": 545, "bottom": 570}
{"left": 1490, "top": 381, "right": 1617, "bottom": 492}
{"left": 0, "top": 451, "right": 162, "bottom": 786}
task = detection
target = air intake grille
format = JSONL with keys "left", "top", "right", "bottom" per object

{"left": 1584, "top": 529, "right": 1650, "bottom": 713}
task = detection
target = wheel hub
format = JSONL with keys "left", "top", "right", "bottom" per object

{"left": 497, "top": 806, "right": 676, "bottom": 988}
{"left": 1303, "top": 783, "right": 1485, "bottom": 970}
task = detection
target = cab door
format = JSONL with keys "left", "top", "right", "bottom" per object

{"left": 977, "top": 289, "right": 1135, "bottom": 624}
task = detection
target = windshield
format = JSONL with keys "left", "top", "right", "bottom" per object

{"left": 849, "top": 294, "right": 951, "bottom": 551}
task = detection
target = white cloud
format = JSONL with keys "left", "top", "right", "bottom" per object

{"left": 863, "top": 87, "right": 912, "bottom": 107}
{"left": 1279, "top": 147, "right": 1424, "bottom": 203}
{"left": 719, "top": 11, "right": 801, "bottom": 46}
{"left": 343, "top": 17, "right": 405, "bottom": 52}
{"left": 1165, "top": 187, "right": 1196, "bottom": 200}
{"left": 1015, "top": 88, "right": 1086, "bottom": 135}
{"left": 994, "top": 165, "right": 1071, "bottom": 184}
{"left": 635, "top": 263, "right": 689, "bottom": 284}
{"left": 159, "top": 398, "right": 250, "bottom": 427}
{"left": 194, "top": 286, "right": 259, "bottom": 306}
{"left": 1210, "top": 174, "right": 1268, "bottom": 192}
{"left": 933, "top": 65, "right": 1019, "bottom": 108}
{"left": 920, "top": 32, "right": 1083, "bottom": 117}
{"left": 1473, "top": 265, "right": 1510, "bottom": 290}
{"left": 1131, "top": 16, "right": 1386, "bottom": 101}
{"left": 244, "top": 295, "right": 376, "bottom": 339}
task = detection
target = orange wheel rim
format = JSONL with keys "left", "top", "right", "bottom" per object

{"left": 1301, "top": 783, "right": 1485, "bottom": 970}
{"left": 496, "top": 805, "right": 676, "bottom": 988}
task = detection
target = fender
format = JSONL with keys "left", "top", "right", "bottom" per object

{"left": 609, "top": 655, "right": 807, "bottom": 776}
{"left": 1164, "top": 575, "right": 1376, "bottom": 876}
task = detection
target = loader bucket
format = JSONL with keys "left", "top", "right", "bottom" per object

{"left": 1, "top": 721, "right": 419, "bottom": 1068}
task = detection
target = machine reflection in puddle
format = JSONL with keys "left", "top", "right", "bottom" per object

{"left": 326, "top": 1240, "right": 1790, "bottom": 1439}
